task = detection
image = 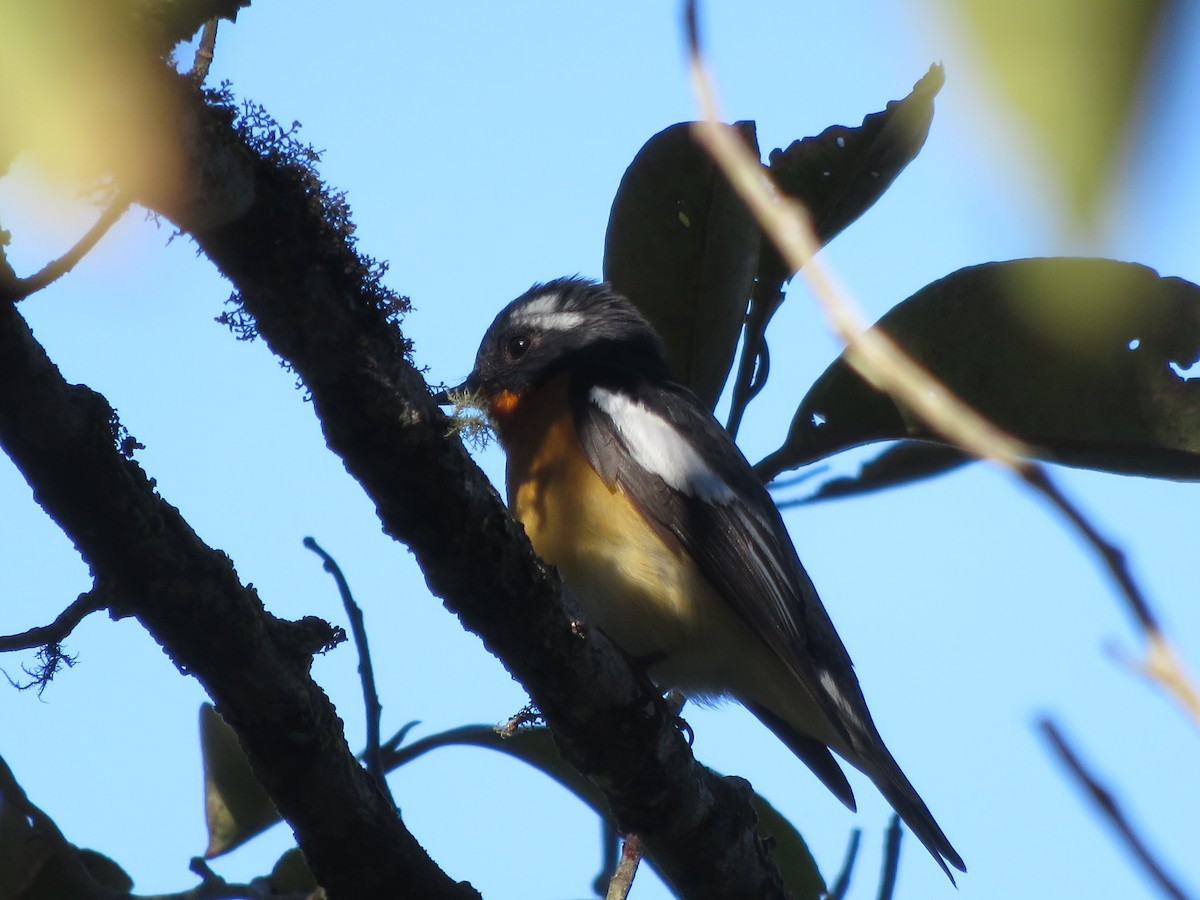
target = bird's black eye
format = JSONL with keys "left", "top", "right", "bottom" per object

{"left": 505, "top": 333, "right": 531, "bottom": 361}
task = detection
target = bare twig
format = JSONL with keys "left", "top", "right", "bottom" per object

{"left": 1, "top": 195, "right": 130, "bottom": 303}
{"left": 303, "top": 536, "right": 393, "bottom": 808}
{"left": 825, "top": 828, "right": 862, "bottom": 900}
{"left": 605, "top": 834, "right": 645, "bottom": 900}
{"left": 189, "top": 19, "right": 220, "bottom": 84}
{"left": 683, "top": 0, "right": 1200, "bottom": 726}
{"left": 1040, "top": 718, "right": 1192, "bottom": 900}
{"left": 0, "top": 591, "right": 104, "bottom": 652}
{"left": 726, "top": 270, "right": 786, "bottom": 437}
{"left": 876, "top": 815, "right": 902, "bottom": 900}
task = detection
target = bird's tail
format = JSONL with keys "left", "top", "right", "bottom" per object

{"left": 861, "top": 749, "right": 966, "bottom": 884}
{"left": 753, "top": 697, "right": 965, "bottom": 882}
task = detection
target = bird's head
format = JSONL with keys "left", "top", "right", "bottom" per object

{"left": 452, "top": 277, "right": 667, "bottom": 418}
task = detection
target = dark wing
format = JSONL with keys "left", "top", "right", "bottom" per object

{"left": 570, "top": 365, "right": 965, "bottom": 879}
{"left": 569, "top": 366, "right": 871, "bottom": 749}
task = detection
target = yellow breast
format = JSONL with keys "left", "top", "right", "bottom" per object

{"left": 501, "top": 376, "right": 686, "bottom": 659}
{"left": 495, "top": 375, "right": 840, "bottom": 744}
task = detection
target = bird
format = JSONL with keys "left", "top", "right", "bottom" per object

{"left": 449, "top": 276, "right": 964, "bottom": 880}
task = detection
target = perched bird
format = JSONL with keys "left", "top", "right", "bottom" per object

{"left": 452, "top": 277, "right": 964, "bottom": 880}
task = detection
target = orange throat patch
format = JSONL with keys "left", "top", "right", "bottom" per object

{"left": 487, "top": 389, "right": 523, "bottom": 432}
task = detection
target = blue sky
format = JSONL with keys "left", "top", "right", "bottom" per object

{"left": 2, "top": 3, "right": 1199, "bottom": 899}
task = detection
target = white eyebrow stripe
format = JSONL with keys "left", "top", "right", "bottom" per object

{"left": 589, "top": 387, "right": 737, "bottom": 504}
{"left": 515, "top": 293, "right": 564, "bottom": 318}
{"left": 510, "top": 309, "right": 587, "bottom": 332}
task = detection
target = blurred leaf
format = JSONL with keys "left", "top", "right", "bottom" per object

{"left": 0, "top": 0, "right": 185, "bottom": 197}
{"left": 727, "top": 67, "right": 943, "bottom": 436}
{"left": 200, "top": 703, "right": 278, "bottom": 858}
{"left": 76, "top": 849, "right": 132, "bottom": 892}
{"left": 776, "top": 443, "right": 972, "bottom": 504}
{"left": 940, "top": 0, "right": 1172, "bottom": 223}
{"left": 387, "top": 724, "right": 824, "bottom": 899}
{"left": 604, "top": 121, "right": 761, "bottom": 410}
{"left": 768, "top": 64, "right": 944, "bottom": 247}
{"left": 269, "top": 847, "right": 318, "bottom": 893}
{"left": 757, "top": 258, "right": 1200, "bottom": 481}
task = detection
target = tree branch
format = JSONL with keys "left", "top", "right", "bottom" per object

{"left": 128, "top": 68, "right": 790, "bottom": 898}
{"left": 304, "top": 536, "right": 392, "bottom": 807}
{"left": 0, "top": 591, "right": 104, "bottom": 652}
{"left": 0, "top": 301, "right": 476, "bottom": 898}
{"left": 188, "top": 18, "right": 220, "bottom": 85}
{"left": 684, "top": 0, "right": 1200, "bottom": 728}
{"left": 0, "top": 197, "right": 130, "bottom": 304}
{"left": 1040, "top": 718, "right": 1191, "bottom": 900}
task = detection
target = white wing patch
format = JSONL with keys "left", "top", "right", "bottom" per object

{"left": 819, "top": 668, "right": 865, "bottom": 732}
{"left": 589, "top": 387, "right": 737, "bottom": 504}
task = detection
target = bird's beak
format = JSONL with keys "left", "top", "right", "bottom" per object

{"left": 433, "top": 374, "right": 479, "bottom": 406}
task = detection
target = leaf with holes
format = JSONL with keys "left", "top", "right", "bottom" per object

{"left": 727, "top": 66, "right": 943, "bottom": 437}
{"left": 756, "top": 257, "right": 1200, "bottom": 481}
{"left": 768, "top": 64, "right": 943, "bottom": 247}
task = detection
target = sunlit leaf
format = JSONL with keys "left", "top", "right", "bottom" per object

{"left": 757, "top": 258, "right": 1200, "bottom": 481}
{"left": 0, "top": 2, "right": 185, "bottom": 199}
{"left": 938, "top": 0, "right": 1171, "bottom": 223}
{"left": 604, "top": 121, "right": 761, "bottom": 410}
{"left": 200, "top": 703, "right": 278, "bottom": 858}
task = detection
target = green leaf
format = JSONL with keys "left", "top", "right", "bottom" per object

{"left": 603, "top": 121, "right": 761, "bottom": 410}
{"left": 0, "top": 793, "right": 52, "bottom": 900}
{"left": 767, "top": 64, "right": 943, "bottom": 248}
{"left": 758, "top": 258, "right": 1200, "bottom": 481}
{"left": 76, "top": 849, "right": 133, "bottom": 892}
{"left": 749, "top": 793, "right": 826, "bottom": 900}
{"left": 200, "top": 703, "right": 278, "bottom": 858}
{"left": 268, "top": 847, "right": 318, "bottom": 893}
{"left": 727, "top": 67, "right": 942, "bottom": 437}
{"left": 939, "top": 0, "right": 1170, "bottom": 223}
{"left": 0, "top": 782, "right": 118, "bottom": 900}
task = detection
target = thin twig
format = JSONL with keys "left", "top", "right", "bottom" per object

{"left": 876, "top": 815, "right": 902, "bottom": 900}
{"left": 0, "top": 591, "right": 104, "bottom": 652}
{"left": 1040, "top": 718, "right": 1192, "bottom": 900}
{"left": 593, "top": 825, "right": 622, "bottom": 898}
{"left": 303, "top": 536, "right": 392, "bottom": 808}
{"left": 825, "top": 828, "right": 862, "bottom": 900}
{"left": 189, "top": 19, "right": 220, "bottom": 84}
{"left": 726, "top": 270, "right": 786, "bottom": 437}
{"left": 605, "top": 834, "right": 645, "bottom": 900}
{"left": 131, "top": 857, "right": 314, "bottom": 899}
{"left": 683, "top": 0, "right": 1200, "bottom": 726}
{"left": 1, "top": 195, "right": 130, "bottom": 303}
